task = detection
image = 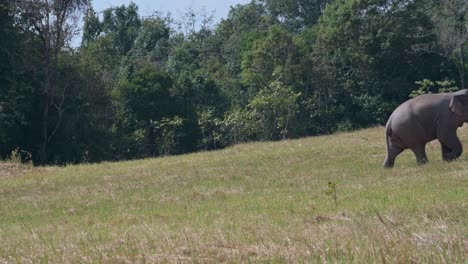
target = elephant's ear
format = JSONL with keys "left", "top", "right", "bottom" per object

{"left": 450, "top": 95, "right": 468, "bottom": 116}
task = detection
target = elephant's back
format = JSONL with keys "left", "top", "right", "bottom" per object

{"left": 391, "top": 93, "right": 450, "bottom": 120}
{"left": 388, "top": 93, "right": 450, "bottom": 146}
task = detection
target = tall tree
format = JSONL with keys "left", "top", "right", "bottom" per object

{"left": 101, "top": 2, "right": 141, "bottom": 55}
{"left": 313, "top": 0, "right": 438, "bottom": 126}
{"left": 241, "top": 25, "right": 302, "bottom": 93}
{"left": 81, "top": 5, "right": 101, "bottom": 46}
{"left": 261, "top": 0, "right": 332, "bottom": 29}
{"left": 47, "top": 52, "right": 112, "bottom": 163}
{"left": 432, "top": 0, "right": 468, "bottom": 89}
{"left": 213, "top": 2, "right": 272, "bottom": 105}
{"left": 0, "top": 0, "right": 20, "bottom": 155}
{"left": 0, "top": 0, "right": 40, "bottom": 159}
{"left": 114, "top": 65, "right": 178, "bottom": 157}
{"left": 127, "top": 15, "right": 171, "bottom": 70}
{"left": 19, "top": 0, "right": 89, "bottom": 164}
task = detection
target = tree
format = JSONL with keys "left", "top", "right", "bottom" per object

{"left": 18, "top": 0, "right": 89, "bottom": 164}
{"left": 432, "top": 0, "right": 468, "bottom": 89}
{"left": 0, "top": 0, "right": 41, "bottom": 160}
{"left": 150, "top": 116, "right": 184, "bottom": 156}
{"left": 249, "top": 78, "right": 301, "bottom": 140}
{"left": 81, "top": 5, "right": 101, "bottom": 46}
{"left": 131, "top": 15, "right": 171, "bottom": 68}
{"left": 47, "top": 53, "right": 113, "bottom": 163}
{"left": 0, "top": 0, "right": 21, "bottom": 157}
{"left": 101, "top": 2, "right": 141, "bottom": 55}
{"left": 313, "top": 0, "right": 439, "bottom": 127}
{"left": 220, "top": 107, "right": 256, "bottom": 145}
{"left": 261, "top": 0, "right": 332, "bottom": 29}
{"left": 197, "top": 108, "right": 222, "bottom": 150}
{"left": 212, "top": 2, "right": 272, "bottom": 106}
{"left": 241, "top": 25, "right": 302, "bottom": 94}
{"left": 114, "top": 65, "right": 177, "bottom": 157}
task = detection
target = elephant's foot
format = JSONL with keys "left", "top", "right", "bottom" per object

{"left": 383, "top": 158, "right": 394, "bottom": 168}
{"left": 416, "top": 158, "right": 428, "bottom": 166}
{"left": 443, "top": 153, "right": 458, "bottom": 162}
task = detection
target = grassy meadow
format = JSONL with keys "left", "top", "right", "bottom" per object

{"left": 0, "top": 126, "right": 467, "bottom": 262}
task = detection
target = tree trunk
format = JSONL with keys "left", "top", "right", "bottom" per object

{"left": 22, "top": 0, "right": 86, "bottom": 164}
{"left": 39, "top": 88, "right": 50, "bottom": 164}
{"left": 39, "top": 11, "right": 52, "bottom": 165}
{"left": 39, "top": 56, "right": 53, "bottom": 164}
{"left": 460, "top": 45, "right": 465, "bottom": 89}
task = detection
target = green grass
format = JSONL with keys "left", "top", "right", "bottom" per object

{"left": 1, "top": 126, "right": 467, "bottom": 262}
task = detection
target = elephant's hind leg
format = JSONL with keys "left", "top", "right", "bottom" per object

{"left": 411, "top": 146, "right": 428, "bottom": 165}
{"left": 383, "top": 144, "right": 404, "bottom": 168}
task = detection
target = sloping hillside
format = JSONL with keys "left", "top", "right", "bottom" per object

{"left": 1, "top": 126, "right": 467, "bottom": 262}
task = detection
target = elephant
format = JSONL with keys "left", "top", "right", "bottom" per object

{"left": 383, "top": 89, "right": 468, "bottom": 168}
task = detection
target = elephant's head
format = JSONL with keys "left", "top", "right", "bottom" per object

{"left": 450, "top": 92, "right": 468, "bottom": 122}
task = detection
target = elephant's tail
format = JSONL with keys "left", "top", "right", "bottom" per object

{"left": 385, "top": 120, "right": 392, "bottom": 149}
{"left": 383, "top": 121, "right": 393, "bottom": 168}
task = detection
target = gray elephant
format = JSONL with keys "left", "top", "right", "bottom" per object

{"left": 383, "top": 89, "right": 468, "bottom": 168}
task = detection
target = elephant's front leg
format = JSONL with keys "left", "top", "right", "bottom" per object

{"left": 439, "top": 133, "right": 462, "bottom": 161}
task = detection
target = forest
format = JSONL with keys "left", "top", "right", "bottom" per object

{"left": 0, "top": 0, "right": 467, "bottom": 165}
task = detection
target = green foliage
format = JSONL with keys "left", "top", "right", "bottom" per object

{"left": 101, "top": 2, "right": 142, "bottom": 55}
{"left": 81, "top": 7, "right": 101, "bottom": 46}
{"left": 131, "top": 16, "right": 171, "bottom": 67}
{"left": 249, "top": 79, "right": 301, "bottom": 140}
{"left": 150, "top": 116, "right": 184, "bottom": 156}
{"left": 0, "top": 0, "right": 41, "bottom": 159}
{"left": 314, "top": 0, "right": 440, "bottom": 125}
{"left": 410, "top": 79, "right": 459, "bottom": 98}
{"left": 410, "top": 79, "right": 436, "bottom": 98}
{"left": 197, "top": 109, "right": 222, "bottom": 150}
{"left": 351, "top": 94, "right": 393, "bottom": 126}
{"left": 437, "top": 79, "right": 459, "bottom": 93}
{"left": 431, "top": 0, "right": 468, "bottom": 89}
{"left": 39, "top": 53, "right": 113, "bottom": 164}
{"left": 262, "top": 0, "right": 333, "bottom": 29}
{"left": 220, "top": 108, "right": 257, "bottom": 146}
{"left": 214, "top": 2, "right": 272, "bottom": 80}
{"left": 113, "top": 65, "right": 180, "bottom": 158}
{"left": 116, "top": 66, "right": 174, "bottom": 122}
{"left": 241, "top": 26, "right": 302, "bottom": 93}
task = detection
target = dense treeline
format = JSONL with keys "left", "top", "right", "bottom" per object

{"left": 0, "top": 0, "right": 467, "bottom": 164}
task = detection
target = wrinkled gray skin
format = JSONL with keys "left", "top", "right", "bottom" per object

{"left": 383, "top": 89, "right": 468, "bottom": 168}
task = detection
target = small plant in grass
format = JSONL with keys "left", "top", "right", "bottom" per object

{"left": 9, "top": 148, "right": 32, "bottom": 165}
{"left": 325, "top": 181, "right": 338, "bottom": 206}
